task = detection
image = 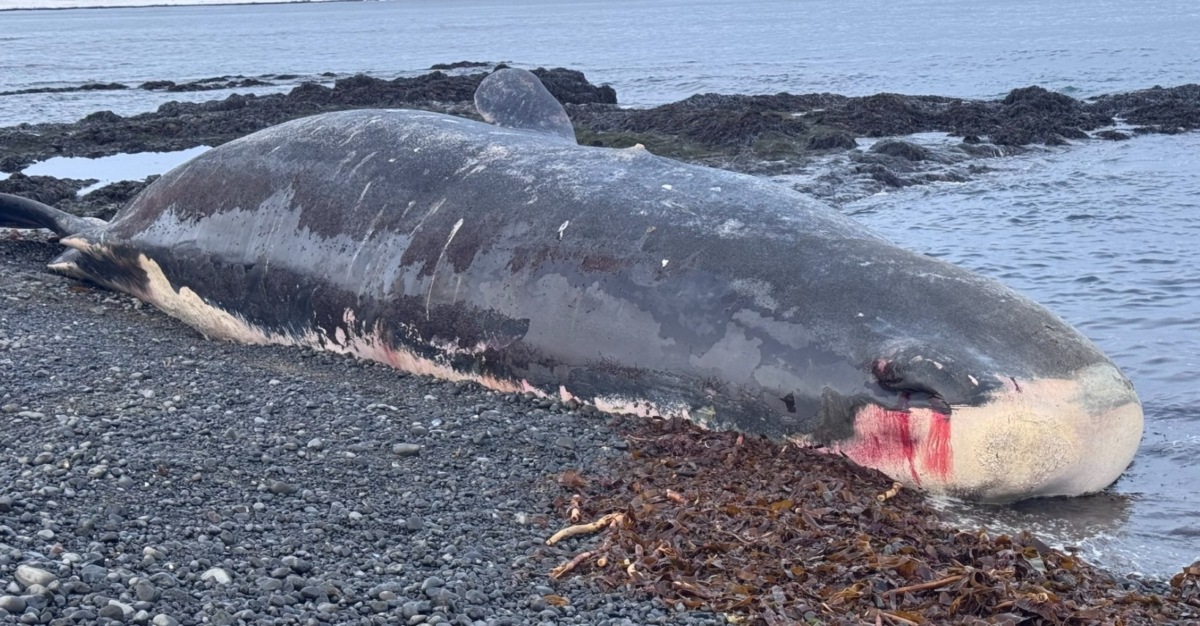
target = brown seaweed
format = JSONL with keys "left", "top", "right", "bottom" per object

{"left": 547, "top": 417, "right": 1200, "bottom": 625}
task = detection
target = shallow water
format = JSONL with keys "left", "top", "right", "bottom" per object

{"left": 3, "top": 0, "right": 1198, "bottom": 577}
{"left": 2, "top": 0, "right": 1200, "bottom": 124}
{"left": 845, "top": 133, "right": 1200, "bottom": 576}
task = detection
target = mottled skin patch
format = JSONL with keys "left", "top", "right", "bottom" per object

{"left": 0, "top": 69, "right": 1143, "bottom": 502}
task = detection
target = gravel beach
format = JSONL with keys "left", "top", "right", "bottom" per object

{"left": 0, "top": 233, "right": 726, "bottom": 625}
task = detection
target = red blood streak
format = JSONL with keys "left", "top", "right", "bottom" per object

{"left": 923, "top": 410, "right": 952, "bottom": 479}
{"left": 843, "top": 405, "right": 953, "bottom": 485}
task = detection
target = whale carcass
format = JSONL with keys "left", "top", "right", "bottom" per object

{"left": 0, "top": 69, "right": 1143, "bottom": 502}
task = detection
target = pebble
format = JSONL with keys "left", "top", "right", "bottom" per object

{"left": 142, "top": 547, "right": 165, "bottom": 559}
{"left": 151, "top": 615, "right": 180, "bottom": 626}
{"left": 282, "top": 556, "right": 313, "bottom": 573}
{"left": 0, "top": 595, "right": 26, "bottom": 613}
{"left": 14, "top": 565, "right": 55, "bottom": 588}
{"left": 200, "top": 567, "right": 232, "bottom": 585}
{"left": 81, "top": 563, "right": 108, "bottom": 583}
{"left": 392, "top": 443, "right": 421, "bottom": 456}
{"left": 134, "top": 580, "right": 158, "bottom": 602}
{"left": 269, "top": 480, "right": 298, "bottom": 495}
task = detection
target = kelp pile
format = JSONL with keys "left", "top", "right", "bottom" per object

{"left": 548, "top": 417, "right": 1200, "bottom": 625}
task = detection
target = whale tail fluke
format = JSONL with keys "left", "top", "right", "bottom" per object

{"left": 0, "top": 192, "right": 105, "bottom": 237}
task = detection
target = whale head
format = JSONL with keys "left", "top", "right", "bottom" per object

{"left": 836, "top": 345, "right": 1142, "bottom": 503}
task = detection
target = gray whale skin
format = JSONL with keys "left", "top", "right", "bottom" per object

{"left": 0, "top": 69, "right": 1142, "bottom": 502}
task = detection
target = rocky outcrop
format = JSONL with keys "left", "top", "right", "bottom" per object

{"left": 3, "top": 67, "right": 1199, "bottom": 213}
{"left": 0, "top": 68, "right": 615, "bottom": 173}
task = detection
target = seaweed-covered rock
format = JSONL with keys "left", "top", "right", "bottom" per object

{"left": 1088, "top": 83, "right": 1200, "bottom": 131}
{"left": 869, "top": 138, "right": 932, "bottom": 161}
{"left": 2, "top": 68, "right": 1199, "bottom": 205}
{"left": 0, "top": 82, "right": 128, "bottom": 96}
{"left": 621, "top": 104, "right": 808, "bottom": 148}
{"left": 141, "top": 76, "right": 271, "bottom": 92}
{"left": 806, "top": 131, "right": 858, "bottom": 151}
{"left": 988, "top": 86, "right": 1108, "bottom": 145}
{"left": 822, "top": 92, "right": 944, "bottom": 137}
{"left": 328, "top": 72, "right": 481, "bottom": 106}
{"left": 0, "top": 66, "right": 616, "bottom": 173}
{"left": 1094, "top": 130, "right": 1133, "bottom": 141}
{"left": 531, "top": 67, "right": 617, "bottom": 105}
{"left": 295, "top": 68, "right": 613, "bottom": 109}
{"left": 81, "top": 110, "right": 125, "bottom": 124}
{"left": 430, "top": 60, "right": 493, "bottom": 71}
{"left": 58, "top": 177, "right": 157, "bottom": 220}
{"left": 0, "top": 173, "right": 93, "bottom": 205}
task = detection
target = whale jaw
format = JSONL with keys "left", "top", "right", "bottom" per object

{"left": 837, "top": 362, "right": 1143, "bottom": 503}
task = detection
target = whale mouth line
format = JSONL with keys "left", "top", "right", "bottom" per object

{"left": 882, "top": 385, "right": 952, "bottom": 415}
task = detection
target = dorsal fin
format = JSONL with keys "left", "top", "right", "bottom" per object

{"left": 474, "top": 68, "right": 577, "bottom": 143}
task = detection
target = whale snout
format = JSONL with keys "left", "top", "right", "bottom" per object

{"left": 946, "top": 362, "right": 1143, "bottom": 502}
{"left": 842, "top": 361, "right": 1143, "bottom": 502}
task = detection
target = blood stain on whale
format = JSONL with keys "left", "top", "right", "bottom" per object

{"left": 840, "top": 405, "right": 953, "bottom": 486}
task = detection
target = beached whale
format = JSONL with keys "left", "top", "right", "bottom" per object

{"left": 0, "top": 69, "right": 1142, "bottom": 502}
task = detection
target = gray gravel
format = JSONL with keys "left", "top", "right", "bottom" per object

{"left": 0, "top": 233, "right": 726, "bottom": 625}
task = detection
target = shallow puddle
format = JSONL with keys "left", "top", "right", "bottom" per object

{"left": 21, "top": 146, "right": 211, "bottom": 194}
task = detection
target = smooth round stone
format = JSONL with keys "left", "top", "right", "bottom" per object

{"left": 0, "top": 596, "right": 26, "bottom": 614}
{"left": 199, "top": 568, "right": 232, "bottom": 585}
{"left": 392, "top": 443, "right": 421, "bottom": 456}
{"left": 14, "top": 565, "right": 56, "bottom": 588}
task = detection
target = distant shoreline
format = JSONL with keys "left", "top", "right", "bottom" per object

{"left": 0, "top": 0, "right": 356, "bottom": 12}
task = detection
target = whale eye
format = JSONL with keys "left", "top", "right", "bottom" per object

{"left": 873, "top": 356, "right": 954, "bottom": 414}
{"left": 872, "top": 348, "right": 1001, "bottom": 413}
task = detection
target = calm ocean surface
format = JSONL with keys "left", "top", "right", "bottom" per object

{"left": 2, "top": 0, "right": 1198, "bottom": 577}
